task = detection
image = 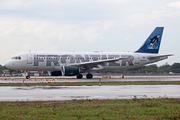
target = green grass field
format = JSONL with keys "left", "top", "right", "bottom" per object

{"left": 1, "top": 81, "right": 180, "bottom": 86}
{"left": 0, "top": 98, "right": 180, "bottom": 119}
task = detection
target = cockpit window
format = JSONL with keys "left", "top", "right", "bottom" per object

{"left": 11, "top": 56, "right": 21, "bottom": 60}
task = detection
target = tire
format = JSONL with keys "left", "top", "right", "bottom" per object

{"left": 86, "top": 74, "right": 93, "bottom": 79}
{"left": 26, "top": 75, "right": 30, "bottom": 79}
{"left": 76, "top": 74, "right": 83, "bottom": 79}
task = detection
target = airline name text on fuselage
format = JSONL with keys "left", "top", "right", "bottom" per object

{"left": 33, "top": 54, "right": 135, "bottom": 66}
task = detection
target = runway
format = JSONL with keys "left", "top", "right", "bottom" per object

{"left": 1, "top": 76, "right": 180, "bottom": 101}
{"left": 0, "top": 85, "right": 180, "bottom": 101}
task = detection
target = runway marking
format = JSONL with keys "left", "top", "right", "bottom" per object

{"left": 65, "top": 80, "right": 80, "bottom": 82}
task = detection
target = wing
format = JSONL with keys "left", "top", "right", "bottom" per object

{"left": 67, "top": 57, "right": 130, "bottom": 70}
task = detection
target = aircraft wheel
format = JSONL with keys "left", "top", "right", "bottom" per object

{"left": 86, "top": 74, "right": 93, "bottom": 79}
{"left": 76, "top": 74, "right": 83, "bottom": 79}
{"left": 26, "top": 76, "right": 30, "bottom": 79}
{"left": 25, "top": 71, "right": 30, "bottom": 79}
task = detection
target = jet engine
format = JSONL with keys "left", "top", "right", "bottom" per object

{"left": 62, "top": 66, "right": 80, "bottom": 76}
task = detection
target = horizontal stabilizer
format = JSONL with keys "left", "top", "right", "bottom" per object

{"left": 148, "top": 54, "right": 174, "bottom": 60}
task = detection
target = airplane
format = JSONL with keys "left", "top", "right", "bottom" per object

{"left": 4, "top": 27, "right": 173, "bottom": 79}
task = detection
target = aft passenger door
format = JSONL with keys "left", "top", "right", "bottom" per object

{"left": 135, "top": 54, "right": 140, "bottom": 64}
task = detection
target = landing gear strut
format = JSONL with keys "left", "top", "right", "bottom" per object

{"left": 25, "top": 71, "right": 30, "bottom": 79}
{"left": 26, "top": 76, "right": 30, "bottom": 79}
{"left": 86, "top": 73, "right": 93, "bottom": 79}
{"left": 76, "top": 74, "right": 83, "bottom": 79}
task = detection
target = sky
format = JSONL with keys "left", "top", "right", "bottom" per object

{"left": 0, "top": 0, "right": 180, "bottom": 66}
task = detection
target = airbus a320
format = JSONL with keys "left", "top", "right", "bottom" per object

{"left": 4, "top": 27, "right": 173, "bottom": 79}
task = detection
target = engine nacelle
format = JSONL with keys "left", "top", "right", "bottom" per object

{"left": 62, "top": 66, "right": 80, "bottom": 76}
{"left": 51, "top": 71, "right": 62, "bottom": 76}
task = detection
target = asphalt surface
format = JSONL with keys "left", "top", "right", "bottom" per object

{"left": 0, "top": 85, "right": 179, "bottom": 101}
{"left": 1, "top": 76, "right": 180, "bottom": 101}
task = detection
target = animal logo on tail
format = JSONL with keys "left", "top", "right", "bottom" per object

{"left": 148, "top": 34, "right": 160, "bottom": 49}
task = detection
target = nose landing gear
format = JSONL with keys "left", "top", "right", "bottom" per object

{"left": 25, "top": 71, "right": 30, "bottom": 79}
{"left": 26, "top": 75, "right": 30, "bottom": 79}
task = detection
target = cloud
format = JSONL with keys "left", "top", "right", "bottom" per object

{"left": 0, "top": 0, "right": 33, "bottom": 10}
{"left": 169, "top": 1, "right": 180, "bottom": 9}
{"left": 0, "top": 18, "right": 118, "bottom": 53}
{"left": 0, "top": 28, "right": 14, "bottom": 35}
{"left": 128, "top": 7, "right": 167, "bottom": 27}
{"left": 20, "top": 44, "right": 30, "bottom": 52}
{"left": 0, "top": 0, "right": 179, "bottom": 66}
{"left": 125, "top": 35, "right": 132, "bottom": 41}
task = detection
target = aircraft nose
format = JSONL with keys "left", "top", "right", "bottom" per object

{"left": 4, "top": 60, "right": 11, "bottom": 69}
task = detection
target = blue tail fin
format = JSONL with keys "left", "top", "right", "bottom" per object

{"left": 135, "top": 27, "right": 164, "bottom": 54}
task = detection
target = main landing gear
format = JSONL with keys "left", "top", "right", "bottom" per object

{"left": 76, "top": 73, "right": 93, "bottom": 79}
{"left": 86, "top": 73, "right": 93, "bottom": 79}
{"left": 76, "top": 74, "right": 83, "bottom": 79}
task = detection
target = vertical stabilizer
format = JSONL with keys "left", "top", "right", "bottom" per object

{"left": 135, "top": 27, "right": 164, "bottom": 54}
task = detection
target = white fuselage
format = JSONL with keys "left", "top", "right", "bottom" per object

{"left": 4, "top": 52, "right": 167, "bottom": 72}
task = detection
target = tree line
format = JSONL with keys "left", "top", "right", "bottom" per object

{"left": 117, "top": 63, "right": 180, "bottom": 74}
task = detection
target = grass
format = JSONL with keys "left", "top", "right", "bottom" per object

{"left": 1, "top": 81, "right": 180, "bottom": 86}
{"left": 0, "top": 98, "right": 180, "bottom": 119}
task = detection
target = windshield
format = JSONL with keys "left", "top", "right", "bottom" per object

{"left": 11, "top": 56, "right": 21, "bottom": 60}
